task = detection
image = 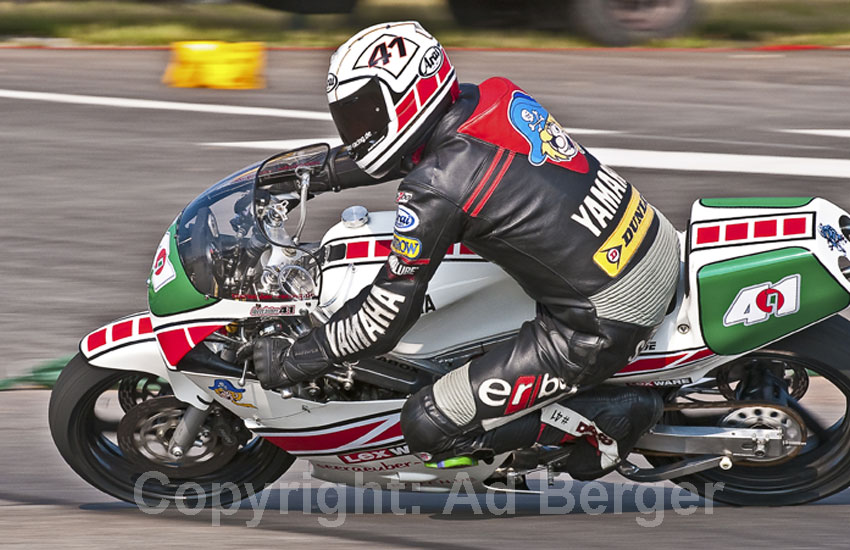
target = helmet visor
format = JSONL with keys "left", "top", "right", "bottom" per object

{"left": 328, "top": 78, "right": 390, "bottom": 161}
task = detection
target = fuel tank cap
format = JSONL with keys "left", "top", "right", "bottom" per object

{"left": 341, "top": 205, "right": 369, "bottom": 228}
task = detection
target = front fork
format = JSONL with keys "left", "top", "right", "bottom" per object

{"left": 167, "top": 404, "right": 211, "bottom": 458}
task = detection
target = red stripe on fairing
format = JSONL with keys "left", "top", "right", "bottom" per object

{"left": 725, "top": 222, "right": 748, "bottom": 241}
{"left": 111, "top": 320, "right": 133, "bottom": 342}
{"left": 87, "top": 328, "right": 107, "bottom": 351}
{"left": 156, "top": 329, "right": 192, "bottom": 366}
{"left": 375, "top": 239, "right": 392, "bottom": 257}
{"left": 619, "top": 353, "right": 688, "bottom": 374}
{"left": 188, "top": 325, "right": 224, "bottom": 346}
{"left": 619, "top": 348, "right": 715, "bottom": 375}
{"left": 459, "top": 244, "right": 476, "bottom": 255}
{"left": 696, "top": 226, "right": 720, "bottom": 245}
{"left": 139, "top": 316, "right": 153, "bottom": 334}
{"left": 363, "top": 421, "right": 403, "bottom": 445}
{"left": 346, "top": 241, "right": 369, "bottom": 259}
{"left": 264, "top": 420, "right": 387, "bottom": 452}
{"left": 463, "top": 148, "right": 504, "bottom": 212}
{"left": 784, "top": 217, "right": 807, "bottom": 235}
{"left": 471, "top": 151, "right": 515, "bottom": 216}
{"left": 753, "top": 219, "right": 778, "bottom": 238}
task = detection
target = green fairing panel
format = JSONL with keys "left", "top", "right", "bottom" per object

{"left": 700, "top": 197, "right": 813, "bottom": 208}
{"left": 698, "top": 247, "right": 849, "bottom": 355}
{"left": 148, "top": 222, "right": 219, "bottom": 317}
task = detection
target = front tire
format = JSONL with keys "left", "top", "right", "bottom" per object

{"left": 49, "top": 354, "right": 294, "bottom": 507}
{"left": 647, "top": 315, "right": 850, "bottom": 506}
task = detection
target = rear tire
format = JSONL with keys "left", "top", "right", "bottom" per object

{"left": 49, "top": 354, "right": 294, "bottom": 507}
{"left": 645, "top": 316, "right": 850, "bottom": 506}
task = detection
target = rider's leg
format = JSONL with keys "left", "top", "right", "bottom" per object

{"left": 400, "top": 306, "right": 656, "bottom": 462}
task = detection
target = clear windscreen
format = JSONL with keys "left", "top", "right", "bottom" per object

{"left": 175, "top": 164, "right": 319, "bottom": 302}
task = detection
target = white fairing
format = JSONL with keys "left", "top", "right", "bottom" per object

{"left": 320, "top": 211, "right": 536, "bottom": 358}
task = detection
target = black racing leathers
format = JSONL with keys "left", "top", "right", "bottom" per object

{"left": 306, "top": 77, "right": 679, "bottom": 465}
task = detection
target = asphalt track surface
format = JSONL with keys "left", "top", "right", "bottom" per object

{"left": 2, "top": 49, "right": 850, "bottom": 547}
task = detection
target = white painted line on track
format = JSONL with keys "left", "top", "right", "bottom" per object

{"left": 5, "top": 88, "right": 845, "bottom": 179}
{"left": 202, "top": 130, "right": 618, "bottom": 151}
{"left": 0, "top": 88, "right": 334, "bottom": 121}
{"left": 779, "top": 129, "right": 850, "bottom": 139}
{"left": 0, "top": 88, "right": 621, "bottom": 134}
{"left": 205, "top": 138, "right": 343, "bottom": 150}
{"left": 592, "top": 148, "right": 850, "bottom": 179}
{"left": 204, "top": 138, "right": 850, "bottom": 179}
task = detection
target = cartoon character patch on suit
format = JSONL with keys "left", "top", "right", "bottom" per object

{"left": 508, "top": 91, "right": 582, "bottom": 166}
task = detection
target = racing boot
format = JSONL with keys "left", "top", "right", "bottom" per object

{"left": 535, "top": 385, "right": 664, "bottom": 480}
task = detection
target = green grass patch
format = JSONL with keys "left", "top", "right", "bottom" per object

{"left": 0, "top": 0, "right": 848, "bottom": 48}
{"left": 0, "top": 356, "right": 70, "bottom": 390}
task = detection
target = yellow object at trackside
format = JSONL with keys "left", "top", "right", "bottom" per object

{"left": 162, "top": 41, "right": 266, "bottom": 89}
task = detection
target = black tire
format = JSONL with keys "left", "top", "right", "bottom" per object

{"left": 646, "top": 315, "right": 850, "bottom": 506}
{"left": 49, "top": 354, "right": 294, "bottom": 508}
{"left": 567, "top": 0, "right": 697, "bottom": 46}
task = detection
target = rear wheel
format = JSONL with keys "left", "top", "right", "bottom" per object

{"left": 49, "top": 354, "right": 294, "bottom": 507}
{"left": 645, "top": 316, "right": 850, "bottom": 506}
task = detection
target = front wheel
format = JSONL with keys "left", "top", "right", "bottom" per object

{"left": 48, "top": 354, "right": 294, "bottom": 507}
{"left": 646, "top": 315, "right": 850, "bottom": 506}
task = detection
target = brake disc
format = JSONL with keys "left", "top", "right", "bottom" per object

{"left": 117, "top": 374, "right": 172, "bottom": 413}
{"left": 117, "top": 396, "right": 238, "bottom": 478}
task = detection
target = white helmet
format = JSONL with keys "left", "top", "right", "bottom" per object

{"left": 327, "top": 21, "right": 459, "bottom": 177}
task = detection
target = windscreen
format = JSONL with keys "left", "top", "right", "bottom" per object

{"left": 176, "top": 165, "right": 271, "bottom": 299}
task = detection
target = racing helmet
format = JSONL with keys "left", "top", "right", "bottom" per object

{"left": 327, "top": 21, "right": 459, "bottom": 177}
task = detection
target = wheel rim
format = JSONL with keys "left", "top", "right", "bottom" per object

{"left": 660, "top": 351, "right": 850, "bottom": 501}
{"left": 69, "top": 371, "right": 291, "bottom": 506}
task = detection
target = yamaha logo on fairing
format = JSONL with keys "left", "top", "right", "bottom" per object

{"left": 394, "top": 206, "right": 419, "bottom": 232}
{"left": 418, "top": 45, "right": 443, "bottom": 78}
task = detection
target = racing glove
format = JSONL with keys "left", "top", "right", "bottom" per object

{"left": 252, "top": 330, "right": 333, "bottom": 389}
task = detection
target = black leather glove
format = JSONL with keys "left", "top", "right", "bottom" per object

{"left": 252, "top": 331, "right": 333, "bottom": 390}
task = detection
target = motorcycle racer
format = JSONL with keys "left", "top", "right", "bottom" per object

{"left": 255, "top": 21, "right": 677, "bottom": 478}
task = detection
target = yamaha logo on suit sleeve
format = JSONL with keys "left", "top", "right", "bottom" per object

{"left": 394, "top": 205, "right": 420, "bottom": 232}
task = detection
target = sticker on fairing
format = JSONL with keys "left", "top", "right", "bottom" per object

{"left": 723, "top": 274, "right": 801, "bottom": 327}
{"left": 209, "top": 379, "right": 256, "bottom": 409}
{"left": 150, "top": 232, "right": 177, "bottom": 292}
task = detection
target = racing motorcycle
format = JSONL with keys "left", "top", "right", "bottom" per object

{"left": 49, "top": 143, "right": 850, "bottom": 508}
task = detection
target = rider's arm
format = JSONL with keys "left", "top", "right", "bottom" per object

{"left": 315, "top": 179, "right": 467, "bottom": 362}
{"left": 323, "top": 146, "right": 404, "bottom": 191}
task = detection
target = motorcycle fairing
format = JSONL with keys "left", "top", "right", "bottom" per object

{"left": 685, "top": 197, "right": 850, "bottom": 356}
